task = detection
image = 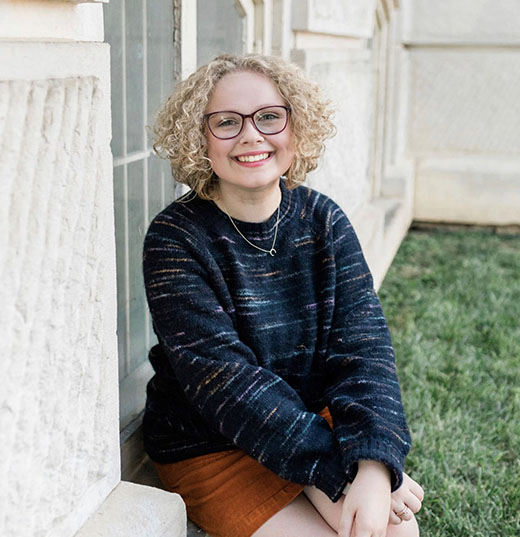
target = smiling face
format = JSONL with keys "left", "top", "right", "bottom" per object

{"left": 205, "top": 71, "right": 295, "bottom": 199}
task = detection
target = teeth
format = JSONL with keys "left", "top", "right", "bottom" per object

{"left": 236, "top": 153, "right": 270, "bottom": 163}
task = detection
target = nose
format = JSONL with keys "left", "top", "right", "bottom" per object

{"left": 238, "top": 117, "right": 264, "bottom": 143}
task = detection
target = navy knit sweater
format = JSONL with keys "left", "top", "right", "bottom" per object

{"left": 142, "top": 180, "right": 411, "bottom": 502}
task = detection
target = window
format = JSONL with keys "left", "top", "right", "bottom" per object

{"left": 104, "top": 0, "right": 180, "bottom": 432}
{"left": 197, "top": 0, "right": 247, "bottom": 66}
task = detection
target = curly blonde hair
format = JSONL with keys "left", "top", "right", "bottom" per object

{"left": 152, "top": 54, "right": 336, "bottom": 200}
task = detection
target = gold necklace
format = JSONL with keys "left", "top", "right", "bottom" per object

{"left": 224, "top": 203, "right": 281, "bottom": 256}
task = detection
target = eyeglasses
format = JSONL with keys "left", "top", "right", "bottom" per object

{"left": 204, "top": 105, "right": 291, "bottom": 140}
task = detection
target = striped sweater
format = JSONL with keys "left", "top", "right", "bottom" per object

{"left": 142, "top": 180, "right": 411, "bottom": 502}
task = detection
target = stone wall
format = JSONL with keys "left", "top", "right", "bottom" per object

{"left": 403, "top": 0, "right": 520, "bottom": 224}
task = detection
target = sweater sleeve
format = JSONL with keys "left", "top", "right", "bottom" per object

{"left": 143, "top": 218, "right": 349, "bottom": 501}
{"left": 323, "top": 204, "right": 411, "bottom": 491}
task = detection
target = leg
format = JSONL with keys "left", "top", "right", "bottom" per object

{"left": 303, "top": 486, "right": 420, "bottom": 537}
{"left": 251, "top": 492, "right": 338, "bottom": 537}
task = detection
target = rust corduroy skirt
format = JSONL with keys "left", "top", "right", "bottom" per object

{"left": 153, "top": 407, "right": 334, "bottom": 537}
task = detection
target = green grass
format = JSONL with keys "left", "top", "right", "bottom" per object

{"left": 378, "top": 228, "right": 520, "bottom": 537}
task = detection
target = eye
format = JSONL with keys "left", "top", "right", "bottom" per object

{"left": 216, "top": 116, "right": 240, "bottom": 128}
{"left": 256, "top": 111, "right": 281, "bottom": 122}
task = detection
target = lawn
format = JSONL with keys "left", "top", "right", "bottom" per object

{"left": 378, "top": 227, "right": 520, "bottom": 537}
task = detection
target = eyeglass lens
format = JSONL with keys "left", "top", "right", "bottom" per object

{"left": 207, "top": 106, "right": 288, "bottom": 139}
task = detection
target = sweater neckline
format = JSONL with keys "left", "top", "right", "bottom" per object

{"left": 210, "top": 178, "right": 292, "bottom": 234}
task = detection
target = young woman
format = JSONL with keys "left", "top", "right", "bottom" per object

{"left": 143, "top": 54, "right": 424, "bottom": 537}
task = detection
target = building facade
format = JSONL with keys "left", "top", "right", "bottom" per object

{"left": 1, "top": 1, "right": 518, "bottom": 537}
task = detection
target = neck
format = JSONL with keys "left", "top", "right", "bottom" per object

{"left": 214, "top": 180, "right": 282, "bottom": 223}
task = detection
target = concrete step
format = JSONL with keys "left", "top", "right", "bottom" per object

{"left": 76, "top": 481, "right": 186, "bottom": 537}
{"left": 126, "top": 445, "right": 211, "bottom": 536}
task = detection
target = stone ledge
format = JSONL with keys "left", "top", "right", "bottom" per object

{"left": 0, "top": 1, "right": 104, "bottom": 42}
{"left": 402, "top": 0, "right": 520, "bottom": 45}
{"left": 415, "top": 157, "right": 520, "bottom": 225}
{"left": 351, "top": 195, "right": 413, "bottom": 290}
{"left": 75, "top": 481, "right": 186, "bottom": 537}
{"left": 122, "top": 432, "right": 209, "bottom": 536}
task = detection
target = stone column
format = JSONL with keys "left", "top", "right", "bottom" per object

{"left": 0, "top": 2, "right": 185, "bottom": 536}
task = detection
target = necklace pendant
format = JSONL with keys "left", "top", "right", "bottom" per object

{"left": 224, "top": 202, "right": 281, "bottom": 257}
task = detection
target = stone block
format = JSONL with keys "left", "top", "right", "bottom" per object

{"left": 122, "top": 445, "right": 201, "bottom": 537}
{"left": 402, "top": 0, "right": 520, "bottom": 45}
{"left": 380, "top": 162, "right": 414, "bottom": 201}
{"left": 414, "top": 157, "right": 520, "bottom": 225}
{"left": 75, "top": 481, "right": 186, "bottom": 537}
{"left": 292, "top": 48, "right": 374, "bottom": 215}
{"left": 0, "top": 42, "right": 117, "bottom": 537}
{"left": 0, "top": 0, "right": 104, "bottom": 42}
{"left": 350, "top": 197, "right": 412, "bottom": 289}
{"left": 408, "top": 49, "right": 520, "bottom": 157}
{"left": 350, "top": 201, "right": 385, "bottom": 263}
{"left": 292, "top": 0, "right": 378, "bottom": 38}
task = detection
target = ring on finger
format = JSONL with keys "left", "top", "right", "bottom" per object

{"left": 395, "top": 506, "right": 411, "bottom": 518}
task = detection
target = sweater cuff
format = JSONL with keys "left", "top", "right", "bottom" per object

{"left": 340, "top": 438, "right": 407, "bottom": 492}
{"left": 312, "top": 453, "right": 351, "bottom": 502}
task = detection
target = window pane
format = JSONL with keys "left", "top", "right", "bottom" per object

{"left": 148, "top": 155, "right": 169, "bottom": 221}
{"left": 197, "top": 0, "right": 246, "bottom": 67}
{"left": 105, "top": 0, "right": 179, "bottom": 432}
{"left": 103, "top": 2, "right": 124, "bottom": 158}
{"left": 147, "top": 0, "right": 175, "bottom": 148}
{"left": 127, "top": 160, "right": 147, "bottom": 378}
{"left": 163, "top": 158, "right": 176, "bottom": 202}
{"left": 113, "top": 165, "right": 128, "bottom": 380}
{"left": 125, "top": 0, "right": 145, "bottom": 154}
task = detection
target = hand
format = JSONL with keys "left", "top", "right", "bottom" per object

{"left": 389, "top": 472, "right": 424, "bottom": 525}
{"left": 339, "top": 460, "right": 391, "bottom": 537}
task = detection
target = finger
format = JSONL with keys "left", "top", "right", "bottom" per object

{"left": 411, "top": 481, "right": 425, "bottom": 502}
{"left": 397, "top": 506, "right": 414, "bottom": 522}
{"left": 392, "top": 484, "right": 423, "bottom": 513}
{"left": 393, "top": 501, "right": 412, "bottom": 519}
{"left": 352, "top": 511, "right": 388, "bottom": 537}
{"left": 350, "top": 520, "right": 375, "bottom": 537}
{"left": 389, "top": 510, "right": 403, "bottom": 525}
{"left": 339, "top": 510, "right": 355, "bottom": 537}
{"left": 404, "top": 474, "right": 423, "bottom": 498}
{"left": 402, "top": 472, "right": 424, "bottom": 500}
{"left": 405, "top": 494, "right": 422, "bottom": 514}
{"left": 353, "top": 523, "right": 386, "bottom": 537}
{"left": 392, "top": 500, "right": 407, "bottom": 515}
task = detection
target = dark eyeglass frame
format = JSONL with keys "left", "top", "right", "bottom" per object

{"left": 204, "top": 105, "right": 291, "bottom": 140}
